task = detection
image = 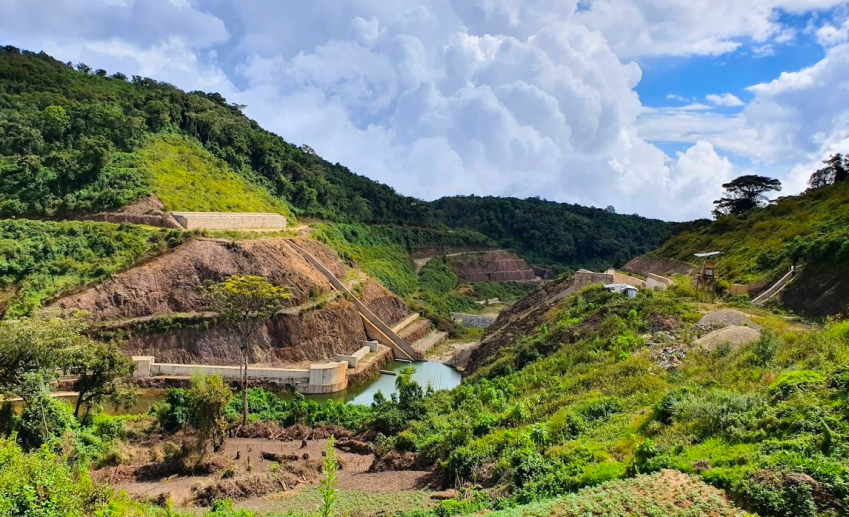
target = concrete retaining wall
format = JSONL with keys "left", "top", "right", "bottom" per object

{"left": 606, "top": 269, "right": 647, "bottom": 288}
{"left": 337, "top": 345, "right": 371, "bottom": 368}
{"left": 573, "top": 270, "right": 615, "bottom": 291}
{"left": 452, "top": 312, "right": 498, "bottom": 329}
{"left": 133, "top": 356, "right": 347, "bottom": 394}
{"left": 171, "top": 212, "right": 288, "bottom": 231}
{"left": 647, "top": 273, "right": 672, "bottom": 291}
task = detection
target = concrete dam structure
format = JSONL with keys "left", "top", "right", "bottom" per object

{"left": 171, "top": 212, "right": 288, "bottom": 231}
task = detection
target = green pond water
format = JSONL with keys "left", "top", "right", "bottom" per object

{"left": 41, "top": 361, "right": 462, "bottom": 414}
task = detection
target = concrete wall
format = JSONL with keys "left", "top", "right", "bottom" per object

{"left": 134, "top": 356, "right": 347, "bottom": 394}
{"left": 452, "top": 312, "right": 498, "bottom": 329}
{"left": 171, "top": 212, "right": 288, "bottom": 231}
{"left": 729, "top": 284, "right": 749, "bottom": 297}
{"left": 337, "top": 345, "right": 371, "bottom": 368}
{"left": 573, "top": 270, "right": 615, "bottom": 291}
{"left": 606, "top": 269, "right": 647, "bottom": 288}
{"left": 646, "top": 273, "right": 672, "bottom": 291}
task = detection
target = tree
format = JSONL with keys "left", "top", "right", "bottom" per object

{"left": 712, "top": 175, "right": 782, "bottom": 218}
{"left": 64, "top": 342, "right": 136, "bottom": 419}
{"left": 808, "top": 153, "right": 848, "bottom": 189}
{"left": 0, "top": 310, "right": 89, "bottom": 399}
{"left": 202, "top": 275, "right": 290, "bottom": 424}
{"left": 186, "top": 374, "right": 233, "bottom": 453}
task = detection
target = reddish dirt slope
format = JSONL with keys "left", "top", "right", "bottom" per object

{"left": 52, "top": 238, "right": 336, "bottom": 320}
{"left": 446, "top": 250, "right": 538, "bottom": 283}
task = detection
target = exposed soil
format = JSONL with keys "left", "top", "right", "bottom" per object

{"left": 52, "top": 238, "right": 338, "bottom": 320}
{"left": 698, "top": 309, "right": 761, "bottom": 331}
{"left": 123, "top": 299, "right": 371, "bottom": 366}
{"left": 445, "top": 250, "right": 538, "bottom": 283}
{"left": 695, "top": 326, "right": 761, "bottom": 350}
{"left": 51, "top": 236, "right": 410, "bottom": 366}
{"left": 622, "top": 255, "right": 694, "bottom": 277}
{"left": 465, "top": 276, "right": 575, "bottom": 375}
{"left": 782, "top": 265, "right": 849, "bottom": 318}
{"left": 75, "top": 194, "right": 184, "bottom": 229}
{"left": 98, "top": 432, "right": 434, "bottom": 509}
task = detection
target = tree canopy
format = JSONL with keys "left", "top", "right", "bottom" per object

{"left": 712, "top": 175, "right": 782, "bottom": 218}
{"left": 809, "top": 153, "right": 848, "bottom": 189}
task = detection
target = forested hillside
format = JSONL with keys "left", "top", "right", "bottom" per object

{"left": 0, "top": 45, "right": 435, "bottom": 224}
{"left": 433, "top": 196, "right": 671, "bottom": 269}
{"left": 1, "top": 46, "right": 674, "bottom": 274}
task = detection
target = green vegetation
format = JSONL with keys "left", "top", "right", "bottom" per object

{"left": 658, "top": 181, "right": 849, "bottom": 286}
{"left": 138, "top": 133, "right": 293, "bottom": 217}
{"left": 314, "top": 223, "right": 531, "bottom": 331}
{"left": 0, "top": 46, "right": 437, "bottom": 226}
{"left": 432, "top": 196, "right": 671, "bottom": 269}
{"left": 2, "top": 47, "right": 677, "bottom": 275}
{"left": 362, "top": 286, "right": 849, "bottom": 517}
{"left": 157, "top": 387, "right": 373, "bottom": 432}
{"left": 202, "top": 275, "right": 291, "bottom": 424}
{"left": 0, "top": 219, "right": 186, "bottom": 317}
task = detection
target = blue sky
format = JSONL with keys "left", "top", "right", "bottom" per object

{"left": 2, "top": 0, "right": 849, "bottom": 221}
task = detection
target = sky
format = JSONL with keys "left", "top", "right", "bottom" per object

{"left": 2, "top": 1, "right": 849, "bottom": 221}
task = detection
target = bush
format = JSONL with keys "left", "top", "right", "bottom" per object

{"left": 0, "top": 438, "right": 109, "bottom": 516}
{"left": 769, "top": 371, "right": 825, "bottom": 401}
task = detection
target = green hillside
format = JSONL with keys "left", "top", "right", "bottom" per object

{"left": 433, "top": 196, "right": 671, "bottom": 269}
{"left": 1, "top": 46, "right": 675, "bottom": 274}
{"left": 138, "top": 133, "right": 292, "bottom": 215}
{"left": 0, "top": 45, "right": 436, "bottom": 225}
{"left": 656, "top": 181, "right": 849, "bottom": 315}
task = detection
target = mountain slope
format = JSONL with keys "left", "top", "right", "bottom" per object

{"left": 433, "top": 196, "right": 671, "bottom": 269}
{"left": 655, "top": 181, "right": 849, "bottom": 316}
{"left": 1, "top": 46, "right": 674, "bottom": 275}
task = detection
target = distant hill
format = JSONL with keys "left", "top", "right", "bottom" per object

{"left": 656, "top": 181, "right": 849, "bottom": 316}
{"left": 433, "top": 196, "right": 671, "bottom": 270}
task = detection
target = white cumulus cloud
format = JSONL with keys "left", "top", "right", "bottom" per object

{"left": 706, "top": 93, "right": 745, "bottom": 107}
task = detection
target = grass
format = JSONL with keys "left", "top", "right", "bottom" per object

{"left": 390, "top": 283, "right": 849, "bottom": 517}
{"left": 256, "top": 487, "right": 435, "bottom": 517}
{"left": 136, "top": 133, "right": 294, "bottom": 219}
{"left": 481, "top": 470, "right": 750, "bottom": 517}
{"left": 657, "top": 181, "right": 849, "bottom": 286}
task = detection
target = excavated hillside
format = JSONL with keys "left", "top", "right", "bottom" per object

{"left": 464, "top": 275, "right": 576, "bottom": 375}
{"left": 52, "top": 237, "right": 410, "bottom": 366}
{"left": 444, "top": 250, "right": 538, "bottom": 283}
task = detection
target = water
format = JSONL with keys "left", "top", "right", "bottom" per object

{"left": 313, "top": 361, "right": 462, "bottom": 405}
{"left": 43, "top": 361, "right": 462, "bottom": 414}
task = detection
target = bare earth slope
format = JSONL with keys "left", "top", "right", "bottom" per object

{"left": 52, "top": 237, "right": 410, "bottom": 366}
{"left": 52, "top": 238, "right": 336, "bottom": 320}
{"left": 464, "top": 276, "right": 575, "bottom": 375}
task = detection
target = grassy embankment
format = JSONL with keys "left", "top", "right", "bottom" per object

{"left": 657, "top": 181, "right": 849, "bottom": 287}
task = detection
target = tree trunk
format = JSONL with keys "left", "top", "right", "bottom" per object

{"left": 74, "top": 392, "right": 85, "bottom": 419}
{"left": 242, "top": 348, "right": 248, "bottom": 425}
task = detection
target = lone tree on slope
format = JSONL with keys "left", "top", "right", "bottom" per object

{"left": 202, "top": 275, "right": 290, "bottom": 425}
{"left": 712, "top": 175, "right": 782, "bottom": 218}
{"left": 808, "top": 153, "right": 848, "bottom": 189}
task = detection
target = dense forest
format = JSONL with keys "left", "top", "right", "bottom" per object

{"left": 0, "top": 45, "right": 436, "bottom": 224}
{"left": 433, "top": 196, "right": 671, "bottom": 269}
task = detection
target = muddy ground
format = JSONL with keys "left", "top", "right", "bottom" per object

{"left": 95, "top": 428, "right": 437, "bottom": 514}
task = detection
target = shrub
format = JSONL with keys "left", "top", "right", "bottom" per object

{"left": 0, "top": 438, "right": 109, "bottom": 516}
{"left": 769, "top": 371, "right": 826, "bottom": 401}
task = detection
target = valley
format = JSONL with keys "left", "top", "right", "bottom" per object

{"left": 1, "top": 45, "right": 849, "bottom": 517}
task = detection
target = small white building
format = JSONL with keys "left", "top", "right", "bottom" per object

{"left": 604, "top": 283, "right": 638, "bottom": 299}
